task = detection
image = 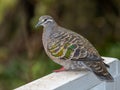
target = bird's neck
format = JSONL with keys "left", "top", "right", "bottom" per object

{"left": 44, "top": 22, "right": 57, "bottom": 29}
{"left": 43, "top": 23, "right": 58, "bottom": 36}
{"left": 43, "top": 24, "right": 58, "bottom": 39}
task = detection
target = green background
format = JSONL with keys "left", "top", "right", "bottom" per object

{"left": 0, "top": 0, "right": 120, "bottom": 90}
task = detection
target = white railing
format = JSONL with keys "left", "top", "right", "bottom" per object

{"left": 15, "top": 57, "right": 120, "bottom": 90}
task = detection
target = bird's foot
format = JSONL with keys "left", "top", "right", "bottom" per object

{"left": 53, "top": 67, "right": 66, "bottom": 72}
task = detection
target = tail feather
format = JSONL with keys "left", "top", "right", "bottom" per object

{"left": 104, "top": 63, "right": 110, "bottom": 68}
{"left": 84, "top": 61, "right": 114, "bottom": 82}
{"left": 93, "top": 69, "right": 114, "bottom": 82}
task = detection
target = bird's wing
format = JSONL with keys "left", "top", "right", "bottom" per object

{"left": 47, "top": 29, "right": 102, "bottom": 61}
{"left": 47, "top": 28, "right": 113, "bottom": 81}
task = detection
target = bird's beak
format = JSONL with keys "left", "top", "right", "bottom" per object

{"left": 35, "top": 21, "right": 42, "bottom": 28}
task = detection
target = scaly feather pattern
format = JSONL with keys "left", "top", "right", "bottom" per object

{"left": 36, "top": 15, "right": 114, "bottom": 81}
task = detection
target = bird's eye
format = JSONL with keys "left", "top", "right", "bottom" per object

{"left": 41, "top": 19, "right": 47, "bottom": 22}
{"left": 44, "top": 19, "right": 47, "bottom": 22}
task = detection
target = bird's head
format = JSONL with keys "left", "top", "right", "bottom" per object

{"left": 35, "top": 15, "right": 56, "bottom": 28}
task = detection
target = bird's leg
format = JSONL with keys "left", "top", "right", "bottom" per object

{"left": 53, "top": 67, "right": 66, "bottom": 72}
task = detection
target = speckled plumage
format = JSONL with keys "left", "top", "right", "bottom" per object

{"left": 36, "top": 15, "right": 114, "bottom": 81}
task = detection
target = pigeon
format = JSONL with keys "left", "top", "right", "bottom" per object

{"left": 35, "top": 15, "right": 114, "bottom": 81}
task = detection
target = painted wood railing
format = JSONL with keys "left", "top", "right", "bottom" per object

{"left": 15, "top": 57, "right": 120, "bottom": 90}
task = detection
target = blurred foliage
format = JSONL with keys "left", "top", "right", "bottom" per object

{"left": 0, "top": 0, "right": 17, "bottom": 22}
{"left": 104, "top": 42, "right": 120, "bottom": 58}
{"left": 0, "top": 0, "right": 120, "bottom": 89}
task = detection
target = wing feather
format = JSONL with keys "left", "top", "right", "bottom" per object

{"left": 47, "top": 30, "right": 102, "bottom": 61}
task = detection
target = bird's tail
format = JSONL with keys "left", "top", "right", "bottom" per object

{"left": 84, "top": 61, "right": 114, "bottom": 82}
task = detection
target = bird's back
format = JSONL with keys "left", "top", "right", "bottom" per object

{"left": 41, "top": 19, "right": 114, "bottom": 81}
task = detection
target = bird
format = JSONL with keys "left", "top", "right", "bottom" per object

{"left": 35, "top": 15, "right": 114, "bottom": 82}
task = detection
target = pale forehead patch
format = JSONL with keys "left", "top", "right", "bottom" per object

{"left": 39, "top": 15, "right": 53, "bottom": 20}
